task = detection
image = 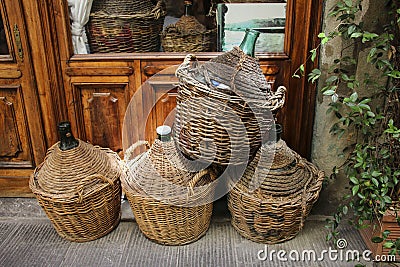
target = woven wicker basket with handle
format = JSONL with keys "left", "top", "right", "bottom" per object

{"left": 173, "top": 53, "right": 286, "bottom": 166}
{"left": 122, "top": 139, "right": 217, "bottom": 245}
{"left": 228, "top": 139, "right": 324, "bottom": 244}
{"left": 29, "top": 135, "right": 124, "bottom": 242}
{"left": 161, "top": 14, "right": 214, "bottom": 52}
{"left": 87, "top": 0, "right": 166, "bottom": 53}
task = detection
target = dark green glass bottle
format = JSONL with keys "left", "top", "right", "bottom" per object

{"left": 183, "top": 0, "right": 193, "bottom": 16}
{"left": 58, "top": 121, "right": 79, "bottom": 151}
{"left": 239, "top": 28, "right": 260, "bottom": 57}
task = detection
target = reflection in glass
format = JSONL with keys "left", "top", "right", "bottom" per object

{"left": 0, "top": 14, "right": 9, "bottom": 55}
{"left": 217, "top": 3, "right": 286, "bottom": 53}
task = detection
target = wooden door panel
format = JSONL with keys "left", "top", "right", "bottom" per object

{"left": 0, "top": 91, "right": 22, "bottom": 158}
{"left": 75, "top": 83, "right": 128, "bottom": 153}
{"left": 156, "top": 89, "right": 177, "bottom": 127}
{"left": 141, "top": 61, "right": 179, "bottom": 143}
{"left": 0, "top": 86, "right": 37, "bottom": 168}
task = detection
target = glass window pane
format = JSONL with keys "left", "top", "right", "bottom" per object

{"left": 0, "top": 14, "right": 9, "bottom": 55}
{"left": 217, "top": 2, "right": 287, "bottom": 53}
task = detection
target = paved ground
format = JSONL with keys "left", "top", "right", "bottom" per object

{"left": 0, "top": 197, "right": 389, "bottom": 267}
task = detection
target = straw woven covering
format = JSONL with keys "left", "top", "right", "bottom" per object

{"left": 173, "top": 53, "right": 286, "bottom": 165}
{"left": 87, "top": 0, "right": 166, "bottom": 53}
{"left": 228, "top": 140, "right": 324, "bottom": 244}
{"left": 29, "top": 140, "right": 124, "bottom": 242}
{"left": 122, "top": 139, "right": 217, "bottom": 245}
{"left": 161, "top": 15, "right": 214, "bottom": 52}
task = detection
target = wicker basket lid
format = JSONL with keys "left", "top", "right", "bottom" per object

{"left": 124, "top": 138, "right": 216, "bottom": 205}
{"left": 33, "top": 123, "right": 122, "bottom": 197}
{"left": 165, "top": 15, "right": 207, "bottom": 36}
{"left": 91, "top": 0, "right": 156, "bottom": 15}
{"left": 210, "top": 47, "right": 270, "bottom": 92}
{"left": 239, "top": 138, "right": 315, "bottom": 198}
{"left": 195, "top": 48, "right": 286, "bottom": 112}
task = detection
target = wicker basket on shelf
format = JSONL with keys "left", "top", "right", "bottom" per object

{"left": 29, "top": 122, "right": 124, "bottom": 242}
{"left": 122, "top": 138, "right": 217, "bottom": 245}
{"left": 161, "top": 14, "right": 214, "bottom": 52}
{"left": 173, "top": 53, "right": 286, "bottom": 166}
{"left": 228, "top": 136, "right": 324, "bottom": 244}
{"left": 87, "top": 0, "right": 166, "bottom": 53}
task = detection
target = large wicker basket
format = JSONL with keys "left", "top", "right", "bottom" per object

{"left": 228, "top": 139, "right": 324, "bottom": 244}
{"left": 161, "top": 15, "right": 214, "bottom": 52}
{"left": 122, "top": 139, "right": 217, "bottom": 245}
{"left": 173, "top": 53, "right": 286, "bottom": 166}
{"left": 29, "top": 140, "right": 124, "bottom": 242}
{"left": 87, "top": 0, "right": 166, "bottom": 53}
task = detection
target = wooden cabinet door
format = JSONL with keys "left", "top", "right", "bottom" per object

{"left": 141, "top": 61, "right": 180, "bottom": 143}
{"left": 0, "top": 0, "right": 46, "bottom": 196}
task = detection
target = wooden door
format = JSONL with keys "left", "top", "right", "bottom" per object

{"left": 0, "top": 0, "right": 46, "bottom": 196}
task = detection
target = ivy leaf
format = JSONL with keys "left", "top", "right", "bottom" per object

{"left": 323, "top": 90, "right": 336, "bottom": 96}
{"left": 332, "top": 93, "right": 339, "bottom": 103}
{"left": 318, "top": 32, "right": 330, "bottom": 44}
{"left": 326, "top": 75, "right": 338, "bottom": 84}
{"left": 383, "top": 241, "right": 394, "bottom": 249}
{"left": 371, "top": 178, "right": 379, "bottom": 187}
{"left": 311, "top": 49, "right": 317, "bottom": 62}
{"left": 382, "top": 230, "right": 391, "bottom": 238}
{"left": 351, "top": 32, "right": 363, "bottom": 38}
{"left": 308, "top": 68, "right": 321, "bottom": 83}
{"left": 372, "top": 236, "right": 384, "bottom": 243}
{"left": 350, "top": 176, "right": 359, "bottom": 185}
{"left": 299, "top": 64, "right": 305, "bottom": 76}
{"left": 362, "top": 32, "right": 379, "bottom": 43}
{"left": 350, "top": 92, "right": 358, "bottom": 102}
{"left": 352, "top": 185, "right": 360, "bottom": 196}
{"left": 342, "top": 205, "right": 348, "bottom": 215}
{"left": 383, "top": 196, "right": 392, "bottom": 204}
{"left": 371, "top": 171, "right": 381, "bottom": 177}
{"left": 388, "top": 70, "right": 400, "bottom": 78}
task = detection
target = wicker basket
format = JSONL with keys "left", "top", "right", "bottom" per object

{"left": 173, "top": 53, "right": 286, "bottom": 166}
{"left": 161, "top": 15, "right": 214, "bottom": 52}
{"left": 122, "top": 139, "right": 217, "bottom": 245}
{"left": 87, "top": 0, "right": 166, "bottom": 53}
{"left": 29, "top": 140, "right": 124, "bottom": 242}
{"left": 228, "top": 139, "right": 324, "bottom": 244}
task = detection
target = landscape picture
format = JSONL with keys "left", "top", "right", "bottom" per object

{"left": 217, "top": 3, "right": 287, "bottom": 53}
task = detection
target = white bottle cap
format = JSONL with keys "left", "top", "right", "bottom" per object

{"left": 156, "top": 125, "right": 171, "bottom": 136}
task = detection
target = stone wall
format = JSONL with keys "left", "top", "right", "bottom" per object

{"left": 311, "top": 0, "right": 389, "bottom": 215}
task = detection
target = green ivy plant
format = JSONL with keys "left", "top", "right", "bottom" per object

{"left": 293, "top": 0, "right": 400, "bottom": 258}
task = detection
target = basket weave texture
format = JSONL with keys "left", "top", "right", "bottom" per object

{"left": 173, "top": 52, "right": 286, "bottom": 165}
{"left": 87, "top": 0, "right": 166, "bottom": 53}
{"left": 29, "top": 140, "right": 123, "bottom": 242}
{"left": 228, "top": 139, "right": 324, "bottom": 244}
{"left": 161, "top": 15, "right": 214, "bottom": 52}
{"left": 122, "top": 139, "right": 217, "bottom": 245}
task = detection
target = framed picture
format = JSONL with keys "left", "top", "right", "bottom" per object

{"left": 216, "top": 3, "right": 287, "bottom": 53}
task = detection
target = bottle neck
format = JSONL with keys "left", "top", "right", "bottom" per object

{"left": 274, "top": 124, "right": 283, "bottom": 141}
{"left": 156, "top": 125, "right": 172, "bottom": 142}
{"left": 184, "top": 1, "right": 193, "bottom": 16}
{"left": 239, "top": 29, "right": 260, "bottom": 57}
{"left": 158, "top": 134, "right": 171, "bottom": 142}
{"left": 58, "top": 121, "right": 79, "bottom": 151}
